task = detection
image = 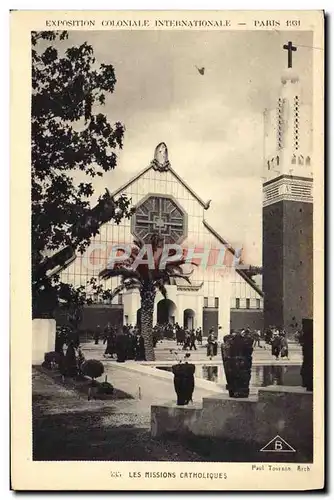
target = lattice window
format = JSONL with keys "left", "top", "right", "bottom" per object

{"left": 294, "top": 95, "right": 299, "bottom": 150}
{"left": 131, "top": 194, "right": 187, "bottom": 244}
{"left": 277, "top": 97, "right": 283, "bottom": 149}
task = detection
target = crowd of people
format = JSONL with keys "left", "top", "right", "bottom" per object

{"left": 98, "top": 323, "right": 146, "bottom": 362}
{"left": 56, "top": 319, "right": 294, "bottom": 367}
{"left": 151, "top": 322, "right": 203, "bottom": 347}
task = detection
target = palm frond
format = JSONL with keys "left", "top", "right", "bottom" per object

{"left": 111, "top": 283, "right": 127, "bottom": 298}
{"left": 99, "top": 267, "right": 140, "bottom": 280}
{"left": 168, "top": 273, "right": 192, "bottom": 284}
{"left": 154, "top": 280, "right": 168, "bottom": 299}
{"left": 121, "top": 276, "right": 141, "bottom": 287}
{"left": 112, "top": 278, "right": 141, "bottom": 297}
{"left": 167, "top": 266, "right": 195, "bottom": 277}
{"left": 165, "top": 264, "right": 183, "bottom": 274}
{"left": 166, "top": 257, "right": 199, "bottom": 268}
{"left": 132, "top": 239, "right": 143, "bottom": 249}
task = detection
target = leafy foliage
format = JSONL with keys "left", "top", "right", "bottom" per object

{"left": 99, "top": 235, "right": 197, "bottom": 360}
{"left": 82, "top": 359, "right": 105, "bottom": 380}
{"left": 31, "top": 31, "right": 133, "bottom": 317}
{"left": 99, "top": 235, "right": 195, "bottom": 298}
{"left": 42, "top": 351, "right": 63, "bottom": 369}
{"left": 97, "top": 381, "right": 114, "bottom": 395}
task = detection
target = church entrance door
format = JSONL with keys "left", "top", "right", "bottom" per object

{"left": 136, "top": 308, "right": 141, "bottom": 327}
{"left": 183, "top": 309, "right": 195, "bottom": 330}
{"left": 157, "top": 299, "right": 176, "bottom": 326}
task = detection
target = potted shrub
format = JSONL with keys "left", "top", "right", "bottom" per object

{"left": 221, "top": 330, "right": 253, "bottom": 398}
{"left": 42, "top": 351, "right": 63, "bottom": 370}
{"left": 97, "top": 375, "right": 114, "bottom": 397}
{"left": 82, "top": 359, "right": 105, "bottom": 400}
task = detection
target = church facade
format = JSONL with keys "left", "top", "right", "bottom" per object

{"left": 60, "top": 143, "right": 263, "bottom": 339}
{"left": 262, "top": 50, "right": 313, "bottom": 334}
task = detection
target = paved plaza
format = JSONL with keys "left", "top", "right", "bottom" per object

{"left": 83, "top": 338, "right": 303, "bottom": 365}
{"left": 32, "top": 338, "right": 304, "bottom": 462}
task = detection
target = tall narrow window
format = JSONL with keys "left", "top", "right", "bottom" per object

{"left": 236, "top": 298, "right": 240, "bottom": 309}
{"left": 256, "top": 298, "right": 261, "bottom": 309}
{"left": 214, "top": 297, "right": 219, "bottom": 308}
{"left": 246, "top": 298, "right": 250, "bottom": 309}
{"left": 204, "top": 297, "right": 208, "bottom": 308}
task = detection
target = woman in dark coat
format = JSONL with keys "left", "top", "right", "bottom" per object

{"left": 115, "top": 333, "right": 128, "bottom": 362}
{"left": 65, "top": 341, "right": 77, "bottom": 377}
{"left": 104, "top": 330, "right": 116, "bottom": 358}
{"left": 126, "top": 332, "right": 136, "bottom": 360}
{"left": 134, "top": 333, "right": 145, "bottom": 361}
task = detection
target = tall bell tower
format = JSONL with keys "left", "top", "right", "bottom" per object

{"left": 262, "top": 42, "right": 313, "bottom": 334}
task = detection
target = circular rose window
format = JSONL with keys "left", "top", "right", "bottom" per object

{"left": 131, "top": 194, "right": 187, "bottom": 244}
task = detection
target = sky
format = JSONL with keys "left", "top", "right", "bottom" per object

{"left": 57, "top": 30, "right": 313, "bottom": 265}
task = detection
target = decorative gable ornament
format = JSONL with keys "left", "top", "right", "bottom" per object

{"left": 151, "top": 142, "right": 171, "bottom": 172}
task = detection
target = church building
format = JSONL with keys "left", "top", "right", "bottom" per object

{"left": 60, "top": 143, "right": 263, "bottom": 339}
{"left": 262, "top": 42, "right": 313, "bottom": 334}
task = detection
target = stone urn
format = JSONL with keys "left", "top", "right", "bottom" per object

{"left": 221, "top": 331, "right": 253, "bottom": 398}
{"left": 172, "top": 361, "right": 195, "bottom": 406}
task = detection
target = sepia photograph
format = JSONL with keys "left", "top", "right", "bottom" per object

{"left": 10, "top": 10, "right": 324, "bottom": 491}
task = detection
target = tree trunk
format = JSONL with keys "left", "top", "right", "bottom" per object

{"left": 140, "top": 283, "right": 156, "bottom": 361}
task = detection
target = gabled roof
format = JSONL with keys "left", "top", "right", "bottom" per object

{"left": 110, "top": 148, "right": 262, "bottom": 298}
{"left": 111, "top": 162, "right": 211, "bottom": 209}
{"left": 203, "top": 220, "right": 264, "bottom": 298}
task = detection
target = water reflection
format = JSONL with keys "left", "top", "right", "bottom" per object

{"left": 251, "top": 365, "right": 301, "bottom": 387}
{"left": 203, "top": 365, "right": 218, "bottom": 382}
{"left": 156, "top": 364, "right": 302, "bottom": 387}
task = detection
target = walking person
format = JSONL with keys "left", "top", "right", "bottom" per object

{"left": 189, "top": 329, "right": 197, "bottom": 351}
{"left": 252, "top": 329, "right": 262, "bottom": 348}
{"left": 134, "top": 332, "right": 145, "bottom": 361}
{"left": 183, "top": 330, "right": 191, "bottom": 350}
{"left": 207, "top": 328, "right": 216, "bottom": 359}
{"left": 94, "top": 325, "right": 101, "bottom": 345}
{"left": 172, "top": 324, "right": 177, "bottom": 341}
{"left": 280, "top": 331, "right": 289, "bottom": 360}
{"left": 271, "top": 330, "right": 282, "bottom": 360}
{"left": 103, "top": 326, "right": 116, "bottom": 358}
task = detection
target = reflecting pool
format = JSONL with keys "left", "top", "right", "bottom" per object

{"left": 156, "top": 364, "right": 302, "bottom": 387}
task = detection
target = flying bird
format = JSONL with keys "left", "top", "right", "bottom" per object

{"left": 195, "top": 66, "right": 205, "bottom": 75}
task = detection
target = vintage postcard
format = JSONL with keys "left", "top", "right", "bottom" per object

{"left": 10, "top": 10, "right": 324, "bottom": 491}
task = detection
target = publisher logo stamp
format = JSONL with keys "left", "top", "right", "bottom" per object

{"left": 260, "top": 435, "right": 296, "bottom": 453}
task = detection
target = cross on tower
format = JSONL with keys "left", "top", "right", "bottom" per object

{"left": 283, "top": 41, "right": 297, "bottom": 68}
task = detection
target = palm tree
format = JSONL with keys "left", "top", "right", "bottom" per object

{"left": 99, "top": 234, "right": 195, "bottom": 361}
